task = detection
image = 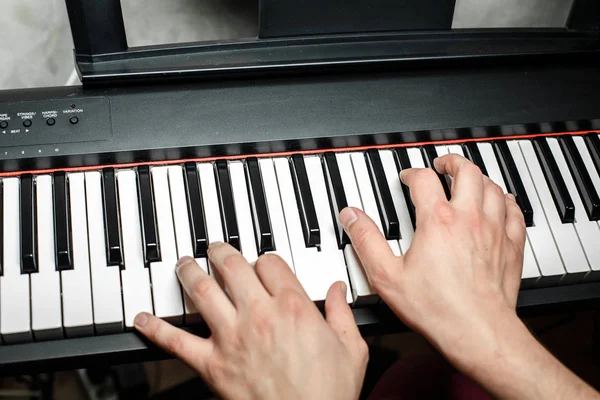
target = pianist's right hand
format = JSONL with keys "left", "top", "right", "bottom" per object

{"left": 340, "top": 154, "right": 599, "bottom": 400}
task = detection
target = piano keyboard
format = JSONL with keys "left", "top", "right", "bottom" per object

{"left": 2, "top": 133, "right": 600, "bottom": 344}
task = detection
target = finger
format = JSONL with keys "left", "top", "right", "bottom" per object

{"left": 135, "top": 312, "right": 213, "bottom": 372}
{"left": 325, "top": 282, "right": 361, "bottom": 345}
{"left": 340, "top": 207, "right": 397, "bottom": 286}
{"left": 208, "top": 242, "right": 269, "bottom": 307}
{"left": 255, "top": 253, "right": 309, "bottom": 298}
{"left": 482, "top": 178, "right": 506, "bottom": 224}
{"left": 504, "top": 193, "right": 527, "bottom": 249}
{"left": 400, "top": 168, "right": 448, "bottom": 218}
{"left": 433, "top": 155, "right": 483, "bottom": 208}
{"left": 176, "top": 256, "right": 236, "bottom": 331}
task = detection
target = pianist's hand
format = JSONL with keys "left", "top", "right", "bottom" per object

{"left": 134, "top": 245, "right": 368, "bottom": 400}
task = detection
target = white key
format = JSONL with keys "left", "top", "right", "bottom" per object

{"left": 199, "top": 163, "right": 224, "bottom": 282}
{"left": 0, "top": 178, "right": 32, "bottom": 343}
{"left": 258, "top": 159, "right": 294, "bottom": 271}
{"left": 519, "top": 141, "right": 589, "bottom": 280}
{"left": 508, "top": 141, "right": 564, "bottom": 283}
{"left": 350, "top": 152, "right": 401, "bottom": 257}
{"left": 117, "top": 170, "right": 154, "bottom": 328}
{"left": 229, "top": 162, "right": 259, "bottom": 264}
{"left": 435, "top": 146, "right": 449, "bottom": 156}
{"left": 304, "top": 156, "right": 352, "bottom": 303}
{"left": 336, "top": 153, "right": 376, "bottom": 304}
{"left": 407, "top": 147, "right": 426, "bottom": 168}
{"left": 446, "top": 145, "right": 465, "bottom": 156}
{"left": 574, "top": 136, "right": 600, "bottom": 199}
{"left": 274, "top": 158, "right": 320, "bottom": 299}
{"left": 379, "top": 150, "right": 414, "bottom": 254}
{"left": 62, "top": 173, "right": 94, "bottom": 337}
{"left": 150, "top": 167, "right": 183, "bottom": 324}
{"left": 478, "top": 143, "right": 540, "bottom": 284}
{"left": 547, "top": 138, "right": 600, "bottom": 273}
{"left": 31, "top": 175, "right": 63, "bottom": 340}
{"left": 85, "top": 171, "right": 124, "bottom": 334}
{"left": 167, "top": 165, "right": 204, "bottom": 322}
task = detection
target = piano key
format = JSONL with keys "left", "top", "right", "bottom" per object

{"left": 198, "top": 162, "right": 224, "bottom": 281}
{"left": 184, "top": 162, "right": 208, "bottom": 258}
{"left": 274, "top": 157, "right": 320, "bottom": 299}
{"left": 519, "top": 141, "right": 589, "bottom": 281}
{"left": 229, "top": 161, "right": 259, "bottom": 264}
{"left": 168, "top": 165, "right": 206, "bottom": 323}
{"left": 214, "top": 160, "right": 240, "bottom": 251}
{"left": 547, "top": 138, "right": 600, "bottom": 275}
{"left": 477, "top": 142, "right": 540, "bottom": 285}
{"left": 493, "top": 141, "right": 534, "bottom": 227}
{"left": 380, "top": 150, "right": 414, "bottom": 254}
{"left": 0, "top": 182, "right": 3, "bottom": 275}
{"left": 62, "top": 173, "right": 94, "bottom": 337}
{"left": 117, "top": 169, "right": 154, "bottom": 328}
{"left": 304, "top": 155, "right": 352, "bottom": 303}
{"left": 446, "top": 145, "right": 465, "bottom": 157}
{"left": 102, "top": 167, "right": 122, "bottom": 266}
{"left": 507, "top": 141, "right": 564, "bottom": 284}
{"left": 53, "top": 172, "right": 72, "bottom": 271}
{"left": 584, "top": 133, "right": 600, "bottom": 177}
{"left": 137, "top": 165, "right": 160, "bottom": 263}
{"left": 558, "top": 135, "right": 600, "bottom": 221}
{"left": 421, "top": 145, "right": 452, "bottom": 200}
{"left": 30, "top": 175, "right": 63, "bottom": 341}
{"left": 1, "top": 178, "right": 32, "bottom": 343}
{"left": 462, "top": 142, "right": 489, "bottom": 176}
{"left": 245, "top": 158, "right": 273, "bottom": 254}
{"left": 290, "top": 154, "right": 320, "bottom": 248}
{"left": 393, "top": 148, "right": 417, "bottom": 229}
{"left": 258, "top": 158, "right": 295, "bottom": 271}
{"left": 150, "top": 167, "right": 184, "bottom": 324}
{"left": 365, "top": 149, "right": 400, "bottom": 240}
{"left": 574, "top": 136, "right": 600, "bottom": 219}
{"left": 322, "top": 152, "right": 349, "bottom": 249}
{"left": 532, "top": 138, "right": 575, "bottom": 223}
{"left": 350, "top": 152, "right": 401, "bottom": 257}
{"left": 20, "top": 174, "right": 37, "bottom": 274}
{"left": 85, "top": 171, "right": 124, "bottom": 334}
{"left": 336, "top": 152, "right": 377, "bottom": 304}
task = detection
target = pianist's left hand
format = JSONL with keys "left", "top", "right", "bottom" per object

{"left": 133, "top": 246, "right": 368, "bottom": 400}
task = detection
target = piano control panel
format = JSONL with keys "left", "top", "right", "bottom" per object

{"left": 0, "top": 96, "right": 111, "bottom": 148}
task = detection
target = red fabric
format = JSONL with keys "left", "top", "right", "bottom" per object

{"left": 368, "top": 353, "right": 491, "bottom": 400}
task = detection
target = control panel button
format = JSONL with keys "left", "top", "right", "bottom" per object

{"left": 0, "top": 121, "right": 7, "bottom": 129}
{"left": 46, "top": 118, "right": 56, "bottom": 126}
{"left": 69, "top": 116, "right": 79, "bottom": 125}
{"left": 23, "top": 119, "right": 32, "bottom": 128}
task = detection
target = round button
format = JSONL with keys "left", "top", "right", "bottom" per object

{"left": 69, "top": 116, "right": 79, "bottom": 125}
{"left": 46, "top": 118, "right": 56, "bottom": 126}
{"left": 0, "top": 121, "right": 7, "bottom": 129}
{"left": 23, "top": 119, "right": 32, "bottom": 128}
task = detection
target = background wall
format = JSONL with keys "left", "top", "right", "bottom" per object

{"left": 0, "top": 0, "right": 574, "bottom": 90}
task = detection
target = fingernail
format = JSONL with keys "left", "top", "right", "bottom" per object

{"left": 433, "top": 157, "right": 441, "bottom": 171}
{"left": 340, "top": 281, "right": 347, "bottom": 295}
{"left": 176, "top": 256, "right": 194, "bottom": 273}
{"left": 339, "top": 208, "right": 358, "bottom": 229}
{"left": 506, "top": 193, "right": 516, "bottom": 201}
{"left": 208, "top": 241, "right": 224, "bottom": 253}
{"left": 134, "top": 312, "right": 149, "bottom": 328}
{"left": 399, "top": 169, "right": 408, "bottom": 183}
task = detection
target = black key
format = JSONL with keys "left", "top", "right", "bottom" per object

{"left": 53, "top": 172, "right": 72, "bottom": 271}
{"left": 365, "top": 149, "right": 400, "bottom": 240}
{"left": 559, "top": 135, "right": 600, "bottom": 221}
{"left": 102, "top": 168, "right": 122, "bottom": 266}
{"left": 584, "top": 133, "right": 600, "bottom": 178}
{"left": 393, "top": 148, "right": 417, "bottom": 230}
{"left": 245, "top": 158, "right": 274, "bottom": 254}
{"left": 184, "top": 162, "right": 208, "bottom": 258}
{"left": 322, "top": 152, "right": 349, "bottom": 249}
{"left": 214, "top": 160, "right": 240, "bottom": 251}
{"left": 290, "top": 154, "right": 320, "bottom": 247}
{"left": 532, "top": 138, "right": 575, "bottom": 223}
{"left": 462, "top": 142, "right": 489, "bottom": 176}
{"left": 137, "top": 165, "right": 160, "bottom": 263}
{"left": 421, "top": 145, "right": 452, "bottom": 200}
{"left": 492, "top": 141, "right": 534, "bottom": 227}
{"left": 20, "top": 174, "right": 37, "bottom": 274}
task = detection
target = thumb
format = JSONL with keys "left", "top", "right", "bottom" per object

{"left": 325, "top": 282, "right": 361, "bottom": 345}
{"left": 339, "top": 207, "right": 397, "bottom": 286}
